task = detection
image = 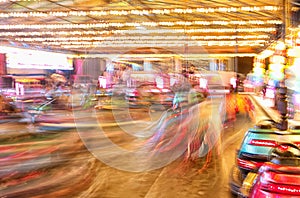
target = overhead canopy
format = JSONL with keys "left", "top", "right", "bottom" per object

{"left": 0, "top": 0, "right": 298, "bottom": 56}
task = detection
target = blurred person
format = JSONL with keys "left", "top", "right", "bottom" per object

{"left": 172, "top": 81, "right": 191, "bottom": 110}
{"left": 188, "top": 65, "right": 195, "bottom": 75}
{"left": 262, "top": 76, "right": 268, "bottom": 99}
{"left": 188, "top": 87, "right": 204, "bottom": 105}
{"left": 0, "top": 94, "right": 20, "bottom": 113}
{"left": 230, "top": 76, "right": 237, "bottom": 93}
{"left": 224, "top": 93, "right": 237, "bottom": 125}
{"left": 122, "top": 66, "right": 132, "bottom": 86}
{"left": 50, "top": 70, "right": 67, "bottom": 89}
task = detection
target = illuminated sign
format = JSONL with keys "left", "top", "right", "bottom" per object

{"left": 3, "top": 47, "right": 73, "bottom": 70}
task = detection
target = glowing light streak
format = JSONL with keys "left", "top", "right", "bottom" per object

{"left": 0, "top": 20, "right": 281, "bottom": 30}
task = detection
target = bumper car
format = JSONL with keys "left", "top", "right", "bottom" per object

{"left": 0, "top": 94, "right": 23, "bottom": 123}
{"left": 230, "top": 119, "right": 300, "bottom": 196}
{"left": 239, "top": 143, "right": 300, "bottom": 198}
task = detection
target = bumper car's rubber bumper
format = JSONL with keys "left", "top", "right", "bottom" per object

{"left": 229, "top": 165, "right": 243, "bottom": 196}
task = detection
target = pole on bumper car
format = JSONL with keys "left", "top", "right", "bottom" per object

{"left": 273, "top": 42, "right": 288, "bottom": 131}
{"left": 276, "top": 82, "right": 288, "bottom": 130}
{"left": 275, "top": 0, "right": 290, "bottom": 131}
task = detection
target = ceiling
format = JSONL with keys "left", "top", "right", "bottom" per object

{"left": 0, "top": 0, "right": 298, "bottom": 56}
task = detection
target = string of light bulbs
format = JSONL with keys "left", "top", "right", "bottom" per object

{"left": 1, "top": 20, "right": 282, "bottom": 29}
{"left": 0, "top": 28, "right": 275, "bottom": 37}
{"left": 15, "top": 35, "right": 270, "bottom": 42}
{"left": 0, "top": 6, "right": 282, "bottom": 18}
{"left": 43, "top": 40, "right": 267, "bottom": 48}
{"left": 0, "top": 21, "right": 279, "bottom": 29}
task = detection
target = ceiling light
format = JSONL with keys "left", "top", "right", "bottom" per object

{"left": 0, "top": 6, "right": 282, "bottom": 18}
